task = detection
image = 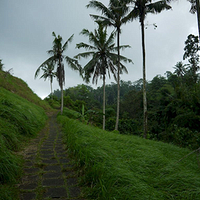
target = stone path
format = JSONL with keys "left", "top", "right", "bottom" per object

{"left": 18, "top": 113, "right": 84, "bottom": 200}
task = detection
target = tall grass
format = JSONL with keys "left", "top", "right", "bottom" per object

{"left": 58, "top": 115, "right": 200, "bottom": 199}
{"left": 0, "top": 87, "right": 47, "bottom": 199}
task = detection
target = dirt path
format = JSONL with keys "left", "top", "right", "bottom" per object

{"left": 18, "top": 113, "right": 84, "bottom": 200}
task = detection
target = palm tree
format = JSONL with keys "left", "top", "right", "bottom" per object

{"left": 125, "top": 0, "right": 171, "bottom": 138}
{"left": 75, "top": 24, "right": 132, "bottom": 130}
{"left": 35, "top": 32, "right": 80, "bottom": 114}
{"left": 87, "top": 0, "right": 131, "bottom": 131}
{"left": 35, "top": 62, "right": 56, "bottom": 98}
{"left": 173, "top": 62, "right": 187, "bottom": 78}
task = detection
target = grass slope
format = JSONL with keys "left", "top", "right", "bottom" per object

{"left": 0, "top": 70, "right": 51, "bottom": 111}
{"left": 0, "top": 71, "right": 49, "bottom": 200}
{"left": 58, "top": 113, "right": 200, "bottom": 200}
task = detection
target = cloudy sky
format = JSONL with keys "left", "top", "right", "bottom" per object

{"left": 0, "top": 0, "right": 198, "bottom": 99}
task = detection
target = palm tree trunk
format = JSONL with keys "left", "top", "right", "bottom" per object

{"left": 196, "top": 0, "right": 200, "bottom": 40}
{"left": 115, "top": 29, "right": 120, "bottom": 131}
{"left": 141, "top": 19, "right": 148, "bottom": 139}
{"left": 61, "top": 84, "right": 63, "bottom": 115}
{"left": 103, "top": 74, "right": 106, "bottom": 130}
{"left": 50, "top": 79, "right": 53, "bottom": 99}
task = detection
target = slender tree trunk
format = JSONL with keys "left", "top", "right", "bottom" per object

{"left": 58, "top": 58, "right": 64, "bottom": 115}
{"left": 61, "top": 84, "right": 63, "bottom": 115}
{"left": 141, "top": 19, "right": 148, "bottom": 139}
{"left": 50, "top": 79, "right": 53, "bottom": 99}
{"left": 115, "top": 29, "right": 120, "bottom": 131}
{"left": 103, "top": 74, "right": 106, "bottom": 130}
{"left": 196, "top": 0, "right": 200, "bottom": 40}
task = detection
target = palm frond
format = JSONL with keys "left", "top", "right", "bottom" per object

{"left": 74, "top": 51, "right": 95, "bottom": 60}
{"left": 82, "top": 58, "right": 98, "bottom": 83}
{"left": 147, "top": 0, "right": 171, "bottom": 13}
{"left": 122, "top": 7, "right": 140, "bottom": 23}
{"left": 63, "top": 34, "right": 74, "bottom": 52}
{"left": 76, "top": 42, "right": 97, "bottom": 51}
{"left": 112, "top": 44, "right": 131, "bottom": 52}
{"left": 65, "top": 56, "right": 81, "bottom": 72}
{"left": 47, "top": 49, "right": 55, "bottom": 56}
{"left": 80, "top": 29, "right": 90, "bottom": 37}
{"left": 40, "top": 73, "right": 48, "bottom": 81}
{"left": 119, "top": 54, "right": 133, "bottom": 64}
{"left": 80, "top": 29, "right": 101, "bottom": 50}
{"left": 119, "top": 63, "right": 128, "bottom": 74}
{"left": 34, "top": 56, "right": 55, "bottom": 79}
{"left": 90, "top": 14, "right": 115, "bottom": 27}
{"left": 87, "top": 1, "right": 114, "bottom": 20}
{"left": 105, "top": 31, "right": 116, "bottom": 49}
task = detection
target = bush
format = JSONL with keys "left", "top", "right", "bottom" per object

{"left": 170, "top": 126, "right": 200, "bottom": 149}
{"left": 106, "top": 118, "right": 140, "bottom": 135}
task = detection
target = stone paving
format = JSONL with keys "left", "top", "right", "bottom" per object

{"left": 18, "top": 113, "right": 84, "bottom": 200}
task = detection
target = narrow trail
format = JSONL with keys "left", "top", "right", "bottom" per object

{"left": 18, "top": 113, "right": 84, "bottom": 200}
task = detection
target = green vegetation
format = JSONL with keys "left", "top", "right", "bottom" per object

{"left": 0, "top": 70, "right": 51, "bottom": 111}
{"left": 58, "top": 113, "right": 200, "bottom": 199}
{"left": 0, "top": 71, "right": 48, "bottom": 199}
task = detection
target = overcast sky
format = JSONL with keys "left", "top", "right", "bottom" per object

{"left": 0, "top": 0, "right": 198, "bottom": 99}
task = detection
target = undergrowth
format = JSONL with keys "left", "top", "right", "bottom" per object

{"left": 58, "top": 114, "right": 200, "bottom": 200}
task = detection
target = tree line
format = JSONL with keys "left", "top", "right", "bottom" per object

{"left": 34, "top": 0, "right": 200, "bottom": 138}
{"left": 45, "top": 32, "right": 200, "bottom": 150}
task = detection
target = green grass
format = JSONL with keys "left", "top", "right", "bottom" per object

{"left": 58, "top": 115, "right": 200, "bottom": 200}
{"left": 62, "top": 107, "right": 81, "bottom": 119}
{"left": 0, "top": 70, "right": 51, "bottom": 111}
{"left": 0, "top": 72, "right": 49, "bottom": 199}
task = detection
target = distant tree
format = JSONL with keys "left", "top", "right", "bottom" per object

{"left": 35, "top": 62, "right": 56, "bottom": 98}
{"left": 35, "top": 32, "right": 80, "bottom": 114}
{"left": 0, "top": 59, "right": 4, "bottom": 71}
{"left": 87, "top": 0, "right": 132, "bottom": 131}
{"left": 75, "top": 23, "right": 132, "bottom": 130}
{"left": 125, "top": 0, "right": 171, "bottom": 138}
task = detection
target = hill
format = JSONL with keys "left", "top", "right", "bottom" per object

{"left": 0, "top": 70, "right": 51, "bottom": 111}
{"left": 0, "top": 70, "right": 50, "bottom": 199}
{"left": 58, "top": 109, "right": 200, "bottom": 199}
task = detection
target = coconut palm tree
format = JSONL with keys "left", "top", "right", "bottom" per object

{"left": 87, "top": 0, "right": 131, "bottom": 131}
{"left": 125, "top": 0, "right": 171, "bottom": 138}
{"left": 75, "top": 23, "right": 132, "bottom": 130}
{"left": 173, "top": 61, "right": 187, "bottom": 78}
{"left": 35, "top": 62, "right": 56, "bottom": 98}
{"left": 35, "top": 32, "right": 80, "bottom": 114}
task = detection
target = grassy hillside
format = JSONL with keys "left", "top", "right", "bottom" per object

{"left": 0, "top": 70, "right": 51, "bottom": 111}
{"left": 0, "top": 70, "right": 50, "bottom": 199}
{"left": 58, "top": 111, "right": 200, "bottom": 200}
